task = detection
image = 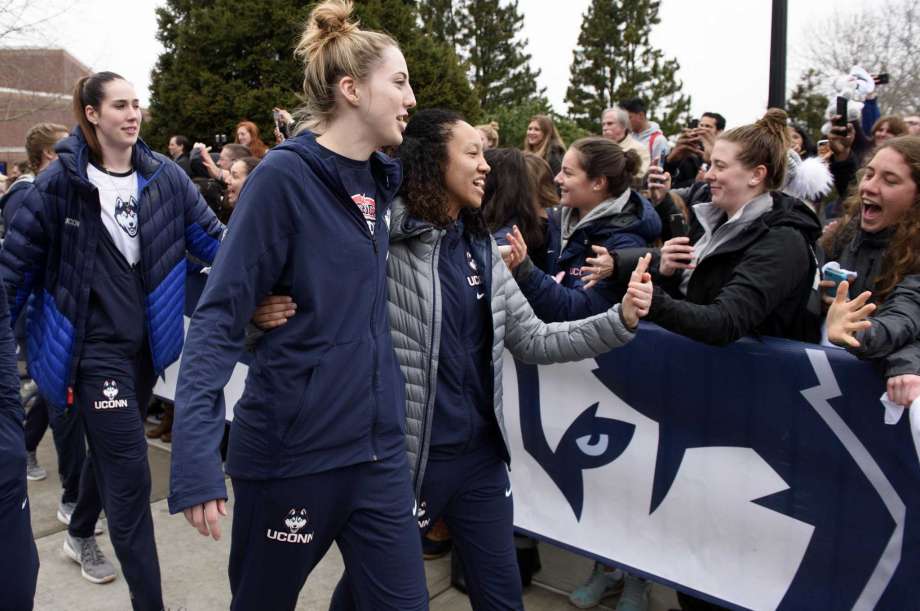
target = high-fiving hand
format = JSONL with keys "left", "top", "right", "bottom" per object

{"left": 620, "top": 253, "right": 653, "bottom": 330}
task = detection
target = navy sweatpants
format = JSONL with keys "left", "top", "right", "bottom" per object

{"left": 229, "top": 456, "right": 428, "bottom": 611}
{"left": 332, "top": 444, "right": 522, "bottom": 611}
{"left": 0, "top": 471, "right": 38, "bottom": 610}
{"left": 25, "top": 393, "right": 96, "bottom": 508}
{"left": 74, "top": 353, "right": 162, "bottom": 611}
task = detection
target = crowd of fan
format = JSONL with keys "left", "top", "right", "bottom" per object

{"left": 2, "top": 80, "right": 919, "bottom": 611}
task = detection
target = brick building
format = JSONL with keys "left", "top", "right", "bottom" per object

{"left": 0, "top": 48, "right": 92, "bottom": 172}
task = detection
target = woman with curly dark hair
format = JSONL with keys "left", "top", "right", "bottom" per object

{"left": 327, "top": 108, "right": 654, "bottom": 611}
{"left": 822, "top": 136, "right": 920, "bottom": 409}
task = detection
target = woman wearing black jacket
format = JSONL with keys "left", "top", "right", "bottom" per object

{"left": 644, "top": 108, "right": 822, "bottom": 346}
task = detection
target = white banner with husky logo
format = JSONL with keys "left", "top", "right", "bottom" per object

{"left": 502, "top": 324, "right": 920, "bottom": 611}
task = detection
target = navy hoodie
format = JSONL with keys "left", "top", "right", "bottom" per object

{"left": 516, "top": 190, "right": 661, "bottom": 323}
{"left": 168, "top": 133, "right": 406, "bottom": 514}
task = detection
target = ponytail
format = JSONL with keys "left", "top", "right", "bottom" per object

{"left": 71, "top": 71, "right": 125, "bottom": 163}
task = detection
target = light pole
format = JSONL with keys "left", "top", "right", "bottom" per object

{"left": 768, "top": 0, "right": 788, "bottom": 108}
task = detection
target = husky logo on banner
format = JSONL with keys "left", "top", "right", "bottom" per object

{"left": 504, "top": 326, "right": 920, "bottom": 611}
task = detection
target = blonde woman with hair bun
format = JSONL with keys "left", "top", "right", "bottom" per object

{"left": 169, "top": 1, "right": 425, "bottom": 608}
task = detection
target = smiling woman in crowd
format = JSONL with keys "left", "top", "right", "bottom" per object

{"left": 523, "top": 113, "right": 566, "bottom": 176}
{"left": 823, "top": 136, "right": 920, "bottom": 408}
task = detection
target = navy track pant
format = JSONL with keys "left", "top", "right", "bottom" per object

{"left": 74, "top": 355, "right": 162, "bottom": 611}
{"left": 24, "top": 392, "right": 97, "bottom": 508}
{"left": 229, "top": 456, "right": 428, "bottom": 611}
{"left": 0, "top": 471, "right": 38, "bottom": 610}
{"left": 331, "top": 444, "right": 523, "bottom": 611}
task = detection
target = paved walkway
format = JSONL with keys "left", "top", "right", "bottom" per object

{"left": 27, "top": 427, "right": 679, "bottom": 610}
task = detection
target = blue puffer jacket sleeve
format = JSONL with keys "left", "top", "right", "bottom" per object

{"left": 179, "top": 168, "right": 223, "bottom": 264}
{"left": 0, "top": 185, "right": 51, "bottom": 324}
{"left": 168, "top": 155, "right": 297, "bottom": 514}
{"left": 515, "top": 231, "right": 648, "bottom": 323}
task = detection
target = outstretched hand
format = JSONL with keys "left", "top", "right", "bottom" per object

{"left": 502, "top": 225, "right": 527, "bottom": 271}
{"left": 825, "top": 281, "right": 875, "bottom": 348}
{"left": 620, "top": 254, "right": 653, "bottom": 330}
{"left": 581, "top": 245, "right": 613, "bottom": 289}
{"left": 183, "top": 498, "right": 228, "bottom": 541}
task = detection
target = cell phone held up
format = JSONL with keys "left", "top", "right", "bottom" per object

{"left": 833, "top": 96, "right": 849, "bottom": 128}
{"left": 669, "top": 213, "right": 689, "bottom": 239}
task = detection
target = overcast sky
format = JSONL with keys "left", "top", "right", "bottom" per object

{"left": 12, "top": 0, "right": 872, "bottom": 130}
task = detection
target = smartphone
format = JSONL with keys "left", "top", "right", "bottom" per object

{"left": 273, "top": 110, "right": 290, "bottom": 139}
{"left": 833, "top": 97, "right": 848, "bottom": 127}
{"left": 658, "top": 150, "right": 667, "bottom": 171}
{"left": 669, "top": 213, "right": 689, "bottom": 238}
{"left": 823, "top": 267, "right": 849, "bottom": 298}
{"left": 688, "top": 118, "right": 699, "bottom": 129}
{"left": 873, "top": 73, "right": 890, "bottom": 85}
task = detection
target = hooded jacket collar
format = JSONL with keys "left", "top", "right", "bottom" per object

{"left": 55, "top": 126, "right": 163, "bottom": 193}
{"left": 559, "top": 190, "right": 659, "bottom": 253}
{"left": 274, "top": 131, "right": 402, "bottom": 211}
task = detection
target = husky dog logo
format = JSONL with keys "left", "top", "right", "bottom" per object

{"left": 416, "top": 501, "right": 430, "bottom": 529}
{"left": 95, "top": 379, "right": 128, "bottom": 410}
{"left": 103, "top": 380, "right": 118, "bottom": 400}
{"left": 115, "top": 195, "right": 139, "bottom": 237}
{"left": 284, "top": 509, "right": 308, "bottom": 534}
{"left": 268, "top": 508, "right": 314, "bottom": 543}
{"left": 466, "top": 250, "right": 478, "bottom": 272}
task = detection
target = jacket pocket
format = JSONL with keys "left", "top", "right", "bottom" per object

{"left": 280, "top": 338, "right": 374, "bottom": 453}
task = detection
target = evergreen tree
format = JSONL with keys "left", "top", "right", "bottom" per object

{"left": 786, "top": 69, "right": 829, "bottom": 142}
{"left": 417, "top": 0, "right": 464, "bottom": 51}
{"left": 146, "top": 0, "right": 480, "bottom": 150}
{"left": 462, "top": 0, "right": 544, "bottom": 113}
{"left": 564, "top": 0, "right": 690, "bottom": 135}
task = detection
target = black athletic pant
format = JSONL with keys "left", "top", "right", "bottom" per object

{"left": 0, "top": 469, "right": 38, "bottom": 610}
{"left": 332, "top": 444, "right": 522, "bottom": 611}
{"left": 230, "top": 456, "right": 428, "bottom": 611}
{"left": 73, "top": 352, "right": 162, "bottom": 611}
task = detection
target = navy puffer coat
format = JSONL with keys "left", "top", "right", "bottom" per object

{"left": 0, "top": 128, "right": 223, "bottom": 409}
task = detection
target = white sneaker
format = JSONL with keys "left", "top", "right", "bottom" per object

{"left": 57, "top": 501, "right": 104, "bottom": 535}
{"left": 63, "top": 534, "right": 116, "bottom": 584}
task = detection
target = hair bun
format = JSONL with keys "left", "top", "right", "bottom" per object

{"left": 303, "top": 0, "right": 359, "bottom": 55}
{"left": 756, "top": 107, "right": 789, "bottom": 143}
{"left": 622, "top": 148, "right": 641, "bottom": 178}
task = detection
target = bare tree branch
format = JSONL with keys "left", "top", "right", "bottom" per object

{"left": 804, "top": 0, "right": 920, "bottom": 115}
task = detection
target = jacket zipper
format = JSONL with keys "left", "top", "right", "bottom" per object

{"left": 413, "top": 233, "right": 443, "bottom": 498}
{"left": 340, "top": 190, "right": 383, "bottom": 460}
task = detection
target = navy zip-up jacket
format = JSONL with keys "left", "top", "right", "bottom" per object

{"left": 515, "top": 191, "right": 661, "bottom": 323}
{"left": 168, "top": 133, "right": 407, "bottom": 514}
{"left": 0, "top": 128, "right": 222, "bottom": 410}
{"left": 428, "top": 220, "right": 496, "bottom": 459}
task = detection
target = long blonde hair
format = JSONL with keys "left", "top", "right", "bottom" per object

{"left": 293, "top": 0, "right": 398, "bottom": 132}
{"left": 523, "top": 114, "right": 565, "bottom": 160}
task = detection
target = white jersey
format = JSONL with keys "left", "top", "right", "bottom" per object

{"left": 87, "top": 163, "right": 141, "bottom": 266}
